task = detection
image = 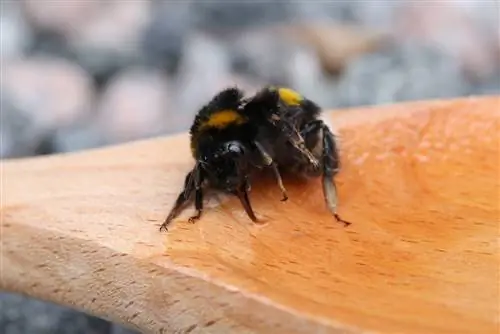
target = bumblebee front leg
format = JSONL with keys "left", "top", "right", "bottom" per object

{"left": 253, "top": 141, "right": 288, "bottom": 201}
{"left": 302, "top": 120, "right": 351, "bottom": 226}
{"left": 160, "top": 169, "right": 196, "bottom": 231}
{"left": 188, "top": 164, "right": 204, "bottom": 223}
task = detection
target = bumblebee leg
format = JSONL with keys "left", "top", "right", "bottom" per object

{"left": 188, "top": 165, "right": 204, "bottom": 223}
{"left": 271, "top": 164, "right": 288, "bottom": 201}
{"left": 280, "top": 120, "right": 319, "bottom": 168}
{"left": 160, "top": 169, "right": 196, "bottom": 231}
{"left": 322, "top": 125, "right": 351, "bottom": 226}
{"left": 235, "top": 179, "right": 258, "bottom": 222}
{"left": 302, "top": 120, "right": 351, "bottom": 226}
{"left": 254, "top": 141, "right": 288, "bottom": 201}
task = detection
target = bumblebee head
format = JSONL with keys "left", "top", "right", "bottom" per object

{"left": 201, "top": 140, "right": 249, "bottom": 192}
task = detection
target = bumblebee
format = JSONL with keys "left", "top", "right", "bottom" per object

{"left": 159, "top": 86, "right": 350, "bottom": 231}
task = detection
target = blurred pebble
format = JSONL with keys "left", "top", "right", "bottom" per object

{"left": 110, "top": 324, "right": 140, "bottom": 334}
{"left": 332, "top": 43, "right": 471, "bottom": 108}
{"left": 288, "top": 0, "right": 402, "bottom": 29}
{"left": 0, "top": 1, "right": 33, "bottom": 59}
{"left": 0, "top": 292, "right": 128, "bottom": 334}
{"left": 289, "top": 0, "right": 500, "bottom": 83}
{"left": 288, "top": 0, "right": 360, "bottom": 24}
{"left": 468, "top": 74, "right": 500, "bottom": 96}
{"left": 0, "top": 94, "right": 46, "bottom": 158}
{"left": 20, "top": 0, "right": 99, "bottom": 36}
{"left": 391, "top": 0, "right": 500, "bottom": 82}
{"left": 174, "top": 33, "right": 232, "bottom": 121}
{"left": 228, "top": 27, "right": 318, "bottom": 85}
{"left": 191, "top": 1, "right": 289, "bottom": 31}
{"left": 172, "top": 32, "right": 270, "bottom": 129}
{"left": 282, "top": 23, "right": 388, "bottom": 76}
{"left": 67, "top": 1, "right": 152, "bottom": 85}
{"left": 51, "top": 120, "right": 105, "bottom": 153}
{"left": 2, "top": 56, "right": 94, "bottom": 129}
{"left": 274, "top": 44, "right": 326, "bottom": 102}
{"left": 1, "top": 56, "right": 94, "bottom": 157}
{"left": 141, "top": 1, "right": 191, "bottom": 74}
{"left": 96, "top": 67, "right": 172, "bottom": 143}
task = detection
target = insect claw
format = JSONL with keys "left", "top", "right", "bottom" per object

{"left": 334, "top": 213, "right": 352, "bottom": 227}
{"left": 188, "top": 210, "right": 202, "bottom": 224}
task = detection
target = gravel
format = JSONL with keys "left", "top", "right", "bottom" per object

{"left": 0, "top": 293, "right": 136, "bottom": 334}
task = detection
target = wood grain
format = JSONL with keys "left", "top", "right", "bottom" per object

{"left": 1, "top": 96, "right": 499, "bottom": 334}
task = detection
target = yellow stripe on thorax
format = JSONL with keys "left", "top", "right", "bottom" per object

{"left": 200, "top": 110, "right": 245, "bottom": 130}
{"left": 278, "top": 87, "right": 303, "bottom": 106}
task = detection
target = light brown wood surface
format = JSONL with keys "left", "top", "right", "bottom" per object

{"left": 1, "top": 96, "right": 499, "bottom": 334}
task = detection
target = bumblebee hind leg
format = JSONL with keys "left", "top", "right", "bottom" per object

{"left": 301, "top": 120, "right": 351, "bottom": 226}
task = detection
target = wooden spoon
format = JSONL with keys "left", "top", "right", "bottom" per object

{"left": 2, "top": 96, "right": 499, "bottom": 334}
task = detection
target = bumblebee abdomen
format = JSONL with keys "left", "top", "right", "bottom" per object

{"left": 275, "top": 87, "right": 303, "bottom": 106}
{"left": 268, "top": 86, "right": 322, "bottom": 124}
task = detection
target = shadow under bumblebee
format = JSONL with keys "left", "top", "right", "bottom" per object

{"left": 160, "top": 86, "right": 351, "bottom": 231}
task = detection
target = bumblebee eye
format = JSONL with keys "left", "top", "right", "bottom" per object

{"left": 229, "top": 144, "right": 241, "bottom": 154}
{"left": 225, "top": 141, "right": 244, "bottom": 155}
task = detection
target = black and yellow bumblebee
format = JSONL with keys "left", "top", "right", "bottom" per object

{"left": 159, "top": 86, "right": 350, "bottom": 231}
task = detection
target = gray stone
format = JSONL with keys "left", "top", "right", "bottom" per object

{"left": 228, "top": 28, "right": 322, "bottom": 87}
{"left": 173, "top": 33, "right": 233, "bottom": 126}
{"left": 66, "top": 1, "right": 152, "bottom": 85}
{"left": 331, "top": 43, "right": 471, "bottom": 108}
{"left": 0, "top": 0, "right": 33, "bottom": 60}
{"left": 141, "top": 1, "right": 191, "bottom": 74}
{"left": 95, "top": 67, "right": 173, "bottom": 143}
{"left": 1, "top": 56, "right": 95, "bottom": 158}
{"left": 191, "top": 1, "right": 290, "bottom": 31}
{"left": 0, "top": 94, "right": 45, "bottom": 158}
{"left": 0, "top": 292, "right": 139, "bottom": 334}
{"left": 2, "top": 56, "right": 95, "bottom": 130}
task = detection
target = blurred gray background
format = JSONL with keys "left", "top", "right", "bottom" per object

{"left": 1, "top": 0, "right": 499, "bottom": 333}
